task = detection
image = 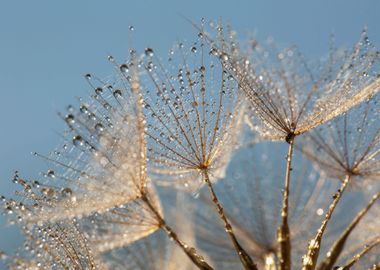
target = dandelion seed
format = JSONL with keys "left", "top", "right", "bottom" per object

{"left": 142, "top": 31, "right": 255, "bottom": 269}
{"left": 7, "top": 220, "right": 101, "bottom": 270}
{"left": 301, "top": 92, "right": 380, "bottom": 183}
{"left": 210, "top": 26, "right": 380, "bottom": 270}
{"left": 194, "top": 142, "right": 340, "bottom": 269}
{"left": 298, "top": 92, "right": 379, "bottom": 270}
{"left": 224, "top": 29, "right": 380, "bottom": 141}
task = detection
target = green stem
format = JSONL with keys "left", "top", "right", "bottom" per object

{"left": 203, "top": 170, "right": 258, "bottom": 270}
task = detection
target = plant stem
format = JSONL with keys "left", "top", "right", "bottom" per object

{"left": 317, "top": 191, "right": 380, "bottom": 270}
{"left": 141, "top": 194, "right": 214, "bottom": 270}
{"left": 302, "top": 174, "right": 351, "bottom": 270}
{"left": 339, "top": 236, "right": 380, "bottom": 270}
{"left": 277, "top": 135, "right": 295, "bottom": 270}
{"left": 203, "top": 170, "right": 258, "bottom": 270}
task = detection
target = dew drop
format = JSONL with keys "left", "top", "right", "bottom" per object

{"left": 220, "top": 53, "right": 229, "bottom": 61}
{"left": 129, "top": 49, "right": 136, "bottom": 56}
{"left": 129, "top": 25, "right": 134, "bottom": 31}
{"left": 5, "top": 206, "right": 13, "bottom": 214}
{"left": 95, "top": 87, "right": 103, "bottom": 95}
{"left": 85, "top": 74, "right": 92, "bottom": 80}
{"left": 107, "top": 55, "right": 114, "bottom": 62}
{"left": 80, "top": 104, "right": 88, "bottom": 114}
{"left": 145, "top": 48, "right": 154, "bottom": 57}
{"left": 61, "top": 188, "right": 73, "bottom": 197}
{"left": 120, "top": 64, "right": 129, "bottom": 73}
{"left": 73, "top": 135, "right": 84, "bottom": 147}
{"left": 65, "top": 114, "right": 75, "bottom": 124}
{"left": 95, "top": 123, "right": 104, "bottom": 132}
{"left": 113, "top": 89, "right": 122, "bottom": 97}
{"left": 46, "top": 170, "right": 55, "bottom": 178}
{"left": 191, "top": 46, "right": 197, "bottom": 53}
{"left": 209, "top": 48, "right": 218, "bottom": 56}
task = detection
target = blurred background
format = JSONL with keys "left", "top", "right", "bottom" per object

{"left": 0, "top": 0, "right": 379, "bottom": 262}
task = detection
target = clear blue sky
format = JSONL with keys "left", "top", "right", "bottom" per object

{"left": 0, "top": 0, "right": 379, "bottom": 257}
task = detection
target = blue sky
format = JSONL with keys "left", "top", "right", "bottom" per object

{"left": 0, "top": 0, "right": 379, "bottom": 257}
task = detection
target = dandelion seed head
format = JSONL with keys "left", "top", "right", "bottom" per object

{"left": 301, "top": 91, "right": 380, "bottom": 183}
{"left": 143, "top": 34, "right": 244, "bottom": 192}
{"left": 213, "top": 25, "right": 380, "bottom": 141}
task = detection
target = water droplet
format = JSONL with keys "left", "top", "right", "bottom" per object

{"left": 129, "top": 25, "right": 134, "bottom": 31}
{"left": 95, "top": 123, "right": 104, "bottom": 132}
{"left": 191, "top": 46, "right": 197, "bottom": 53}
{"left": 145, "top": 48, "right": 154, "bottom": 57}
{"left": 5, "top": 206, "right": 13, "bottom": 214}
{"left": 113, "top": 89, "right": 122, "bottom": 97}
{"left": 95, "top": 87, "right": 103, "bottom": 95}
{"left": 129, "top": 49, "right": 136, "bottom": 56}
{"left": 80, "top": 104, "right": 88, "bottom": 114}
{"left": 46, "top": 170, "right": 55, "bottom": 178}
{"left": 61, "top": 187, "right": 73, "bottom": 197}
{"left": 120, "top": 64, "right": 129, "bottom": 73}
{"left": 41, "top": 188, "right": 55, "bottom": 197}
{"left": 107, "top": 55, "right": 114, "bottom": 62}
{"left": 103, "top": 103, "right": 111, "bottom": 110}
{"left": 65, "top": 114, "right": 75, "bottom": 124}
{"left": 73, "top": 135, "right": 84, "bottom": 147}
{"left": 220, "top": 53, "right": 229, "bottom": 61}
{"left": 209, "top": 48, "right": 218, "bottom": 56}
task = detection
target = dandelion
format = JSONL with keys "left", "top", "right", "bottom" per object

{"left": 301, "top": 92, "right": 380, "bottom": 183}
{"left": 6, "top": 220, "right": 100, "bottom": 270}
{"left": 316, "top": 192, "right": 380, "bottom": 270}
{"left": 103, "top": 191, "right": 203, "bottom": 270}
{"left": 194, "top": 142, "right": 346, "bottom": 269}
{"left": 212, "top": 25, "right": 380, "bottom": 270}
{"left": 103, "top": 231, "right": 197, "bottom": 270}
{"left": 142, "top": 26, "right": 255, "bottom": 269}
{"left": 1, "top": 19, "right": 380, "bottom": 270}
{"left": 299, "top": 92, "right": 380, "bottom": 270}
{"left": 2, "top": 49, "right": 212, "bottom": 269}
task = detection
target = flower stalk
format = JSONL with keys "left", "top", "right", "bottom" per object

{"left": 203, "top": 169, "right": 258, "bottom": 270}
{"left": 277, "top": 133, "right": 295, "bottom": 270}
{"left": 317, "top": 192, "right": 380, "bottom": 270}
{"left": 141, "top": 194, "right": 214, "bottom": 270}
{"left": 302, "top": 174, "right": 351, "bottom": 270}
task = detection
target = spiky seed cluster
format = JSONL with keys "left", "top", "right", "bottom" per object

{"left": 223, "top": 29, "right": 380, "bottom": 141}
{"left": 301, "top": 91, "right": 380, "bottom": 182}
{"left": 143, "top": 35, "right": 243, "bottom": 192}
{"left": 14, "top": 69, "right": 155, "bottom": 223}
{"left": 1, "top": 20, "right": 380, "bottom": 270}
{"left": 194, "top": 142, "right": 356, "bottom": 269}
{"left": 7, "top": 220, "right": 100, "bottom": 270}
{"left": 1, "top": 51, "right": 164, "bottom": 259}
